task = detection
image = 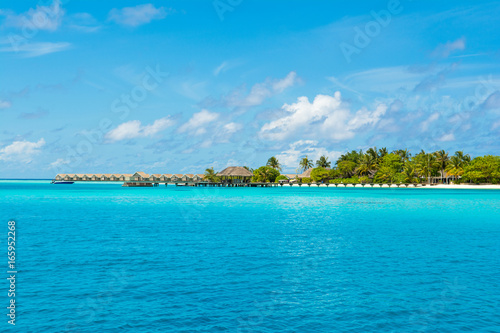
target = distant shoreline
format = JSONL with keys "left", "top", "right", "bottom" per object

{"left": 1, "top": 180, "right": 500, "bottom": 189}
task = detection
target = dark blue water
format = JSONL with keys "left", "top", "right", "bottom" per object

{"left": 1, "top": 181, "right": 499, "bottom": 332}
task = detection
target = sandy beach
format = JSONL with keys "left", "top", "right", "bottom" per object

{"left": 289, "top": 184, "right": 500, "bottom": 189}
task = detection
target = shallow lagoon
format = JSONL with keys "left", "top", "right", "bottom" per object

{"left": 1, "top": 181, "right": 499, "bottom": 332}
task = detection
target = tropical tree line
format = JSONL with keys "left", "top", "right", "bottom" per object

{"left": 203, "top": 149, "right": 500, "bottom": 184}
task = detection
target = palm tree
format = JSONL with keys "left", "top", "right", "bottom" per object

{"left": 266, "top": 156, "right": 282, "bottom": 171}
{"left": 355, "top": 154, "right": 376, "bottom": 176}
{"left": 299, "top": 156, "right": 314, "bottom": 173}
{"left": 415, "top": 153, "right": 437, "bottom": 184}
{"left": 316, "top": 155, "right": 331, "bottom": 168}
{"left": 255, "top": 167, "right": 271, "bottom": 182}
{"left": 395, "top": 149, "right": 411, "bottom": 164}
{"left": 203, "top": 167, "right": 219, "bottom": 183}
{"left": 445, "top": 151, "right": 471, "bottom": 182}
{"left": 378, "top": 147, "right": 388, "bottom": 158}
{"left": 434, "top": 150, "right": 450, "bottom": 183}
{"left": 402, "top": 163, "right": 418, "bottom": 183}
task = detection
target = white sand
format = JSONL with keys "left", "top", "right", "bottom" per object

{"left": 286, "top": 183, "right": 500, "bottom": 189}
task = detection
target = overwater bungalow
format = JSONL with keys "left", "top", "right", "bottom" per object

{"left": 161, "top": 174, "right": 172, "bottom": 182}
{"left": 131, "top": 172, "right": 150, "bottom": 182}
{"left": 181, "top": 174, "right": 194, "bottom": 182}
{"left": 151, "top": 174, "right": 162, "bottom": 182}
{"left": 91, "top": 174, "right": 102, "bottom": 181}
{"left": 193, "top": 174, "right": 204, "bottom": 182}
{"left": 217, "top": 166, "right": 253, "bottom": 184}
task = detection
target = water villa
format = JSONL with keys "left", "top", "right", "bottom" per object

{"left": 217, "top": 166, "right": 253, "bottom": 184}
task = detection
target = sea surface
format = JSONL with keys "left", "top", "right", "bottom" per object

{"left": 1, "top": 181, "right": 499, "bottom": 332}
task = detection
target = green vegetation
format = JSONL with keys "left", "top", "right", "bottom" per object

{"left": 266, "top": 156, "right": 282, "bottom": 171}
{"left": 275, "top": 175, "right": 288, "bottom": 183}
{"left": 252, "top": 166, "right": 280, "bottom": 183}
{"left": 203, "top": 167, "right": 220, "bottom": 183}
{"left": 298, "top": 156, "right": 314, "bottom": 173}
{"left": 248, "top": 150, "right": 499, "bottom": 184}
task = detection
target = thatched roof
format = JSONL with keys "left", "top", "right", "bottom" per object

{"left": 217, "top": 166, "right": 253, "bottom": 177}
{"left": 298, "top": 168, "right": 313, "bottom": 178}
{"left": 134, "top": 171, "right": 149, "bottom": 178}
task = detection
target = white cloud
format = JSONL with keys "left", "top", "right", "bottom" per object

{"left": 178, "top": 109, "right": 219, "bottom": 135}
{"left": 0, "top": 138, "right": 45, "bottom": 162}
{"left": 260, "top": 91, "right": 387, "bottom": 141}
{"left": 420, "top": 113, "right": 440, "bottom": 132}
{"left": 0, "top": 100, "right": 11, "bottom": 109}
{"left": 0, "top": 42, "right": 71, "bottom": 57}
{"left": 105, "top": 117, "right": 174, "bottom": 142}
{"left": 437, "top": 133, "right": 455, "bottom": 142}
{"left": 213, "top": 61, "right": 228, "bottom": 76}
{"left": 68, "top": 12, "right": 101, "bottom": 32}
{"left": 108, "top": 4, "right": 169, "bottom": 27}
{"left": 50, "top": 158, "right": 70, "bottom": 168}
{"left": 222, "top": 122, "right": 242, "bottom": 134}
{"left": 1, "top": 1, "right": 65, "bottom": 31}
{"left": 276, "top": 140, "right": 343, "bottom": 172}
{"left": 225, "top": 71, "right": 299, "bottom": 108}
{"left": 432, "top": 37, "right": 466, "bottom": 58}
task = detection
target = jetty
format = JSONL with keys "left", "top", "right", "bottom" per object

{"left": 52, "top": 167, "right": 282, "bottom": 187}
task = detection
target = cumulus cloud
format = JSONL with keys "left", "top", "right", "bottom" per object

{"left": 225, "top": 71, "right": 299, "bottom": 108}
{"left": 178, "top": 109, "right": 219, "bottom": 135}
{"left": 276, "top": 140, "right": 343, "bottom": 172}
{"left": 108, "top": 4, "right": 169, "bottom": 27}
{"left": 105, "top": 117, "right": 174, "bottom": 142}
{"left": 432, "top": 37, "right": 466, "bottom": 58}
{"left": 0, "top": 42, "right": 71, "bottom": 57}
{"left": 260, "top": 91, "right": 387, "bottom": 141}
{"left": 0, "top": 138, "right": 45, "bottom": 162}
{"left": 1, "top": 0, "right": 65, "bottom": 31}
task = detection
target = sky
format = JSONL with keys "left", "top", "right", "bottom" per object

{"left": 1, "top": 0, "right": 500, "bottom": 178}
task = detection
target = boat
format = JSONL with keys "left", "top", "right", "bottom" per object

{"left": 51, "top": 180, "right": 74, "bottom": 184}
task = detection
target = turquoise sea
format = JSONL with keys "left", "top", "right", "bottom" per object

{"left": 1, "top": 181, "right": 500, "bottom": 332}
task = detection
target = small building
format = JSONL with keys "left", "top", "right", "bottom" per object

{"left": 109, "top": 174, "right": 121, "bottom": 181}
{"left": 131, "top": 172, "right": 150, "bottom": 182}
{"left": 102, "top": 174, "right": 114, "bottom": 181}
{"left": 55, "top": 174, "right": 65, "bottom": 181}
{"left": 181, "top": 174, "right": 194, "bottom": 182}
{"left": 193, "top": 174, "right": 204, "bottom": 182}
{"left": 151, "top": 174, "right": 162, "bottom": 182}
{"left": 161, "top": 174, "right": 172, "bottom": 182}
{"left": 91, "top": 174, "right": 102, "bottom": 181}
{"left": 217, "top": 166, "right": 253, "bottom": 184}
{"left": 298, "top": 168, "right": 313, "bottom": 179}
{"left": 430, "top": 171, "right": 457, "bottom": 184}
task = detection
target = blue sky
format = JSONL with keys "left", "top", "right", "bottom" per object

{"left": 1, "top": 0, "right": 499, "bottom": 178}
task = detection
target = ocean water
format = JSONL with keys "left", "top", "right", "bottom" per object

{"left": 1, "top": 181, "right": 499, "bottom": 332}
